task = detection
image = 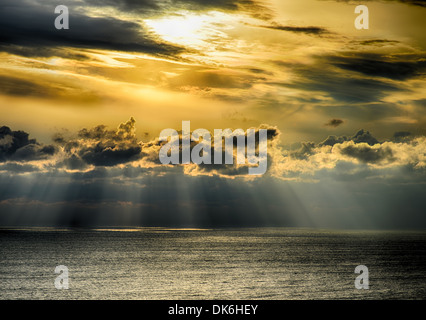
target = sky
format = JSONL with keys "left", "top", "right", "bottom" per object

{"left": 0, "top": 0, "right": 425, "bottom": 229}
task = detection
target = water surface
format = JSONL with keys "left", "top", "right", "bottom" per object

{"left": 1, "top": 228, "right": 425, "bottom": 299}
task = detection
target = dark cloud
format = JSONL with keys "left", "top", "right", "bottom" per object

{"left": 290, "top": 142, "right": 316, "bottom": 160}
{"left": 325, "top": 118, "right": 344, "bottom": 127}
{"left": 0, "top": 44, "right": 96, "bottom": 60}
{"left": 57, "top": 153, "right": 89, "bottom": 170}
{"left": 0, "top": 126, "right": 56, "bottom": 162}
{"left": 12, "top": 144, "right": 56, "bottom": 161}
{"left": 260, "top": 23, "right": 329, "bottom": 35}
{"left": 331, "top": 54, "right": 426, "bottom": 81}
{"left": 351, "top": 129, "right": 379, "bottom": 145}
{"left": 172, "top": 0, "right": 264, "bottom": 11}
{"left": 339, "top": 143, "right": 395, "bottom": 164}
{"left": 393, "top": 131, "right": 411, "bottom": 138}
{"left": 168, "top": 70, "right": 258, "bottom": 90}
{"left": 275, "top": 49, "right": 425, "bottom": 104}
{"left": 0, "top": 1, "right": 183, "bottom": 57}
{"left": 79, "top": 144, "right": 142, "bottom": 167}
{"left": 400, "top": 0, "right": 426, "bottom": 6}
{"left": 84, "top": 0, "right": 264, "bottom": 13}
{"left": 320, "top": 129, "right": 379, "bottom": 147}
{"left": 247, "top": 68, "right": 273, "bottom": 75}
{"left": 0, "top": 75, "right": 51, "bottom": 97}
{"left": 393, "top": 131, "right": 411, "bottom": 142}
{"left": 0, "top": 162, "right": 40, "bottom": 173}
{"left": 320, "top": 135, "right": 348, "bottom": 147}
{"left": 58, "top": 118, "right": 143, "bottom": 167}
{"left": 299, "top": 73, "right": 399, "bottom": 103}
{"left": 324, "top": 0, "right": 426, "bottom": 8}
{"left": 412, "top": 99, "right": 426, "bottom": 108}
{"left": 159, "top": 124, "right": 280, "bottom": 177}
{"left": 358, "top": 39, "right": 400, "bottom": 46}
{"left": 390, "top": 0, "right": 426, "bottom": 6}
{"left": 276, "top": 60, "right": 401, "bottom": 103}
{"left": 0, "top": 74, "right": 100, "bottom": 101}
{"left": 84, "top": 0, "right": 161, "bottom": 13}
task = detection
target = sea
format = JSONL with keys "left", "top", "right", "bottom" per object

{"left": 1, "top": 228, "right": 425, "bottom": 299}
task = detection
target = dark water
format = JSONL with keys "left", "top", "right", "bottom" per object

{"left": 0, "top": 228, "right": 425, "bottom": 299}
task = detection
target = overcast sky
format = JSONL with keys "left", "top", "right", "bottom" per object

{"left": 0, "top": 0, "right": 425, "bottom": 228}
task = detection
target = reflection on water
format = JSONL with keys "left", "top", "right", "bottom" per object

{"left": 0, "top": 228, "right": 425, "bottom": 299}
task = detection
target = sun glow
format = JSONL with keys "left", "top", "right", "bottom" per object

{"left": 144, "top": 11, "right": 232, "bottom": 50}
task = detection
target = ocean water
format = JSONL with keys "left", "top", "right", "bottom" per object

{"left": 0, "top": 228, "right": 425, "bottom": 300}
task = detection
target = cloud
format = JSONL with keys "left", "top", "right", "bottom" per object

{"left": 393, "top": 131, "right": 411, "bottom": 142}
{"left": 153, "top": 124, "right": 280, "bottom": 178}
{"left": 57, "top": 117, "right": 143, "bottom": 167}
{"left": 351, "top": 129, "right": 379, "bottom": 145}
{"left": 331, "top": 54, "right": 426, "bottom": 81}
{"left": 400, "top": 0, "right": 426, "bottom": 6}
{"left": 273, "top": 48, "right": 425, "bottom": 106}
{"left": 290, "top": 142, "right": 316, "bottom": 160}
{"left": 335, "top": 141, "right": 395, "bottom": 164}
{"left": 0, "top": 1, "right": 183, "bottom": 57}
{"left": 320, "top": 129, "right": 378, "bottom": 147}
{"left": 0, "top": 126, "right": 56, "bottom": 162}
{"left": 325, "top": 118, "right": 344, "bottom": 127}
{"left": 319, "top": 135, "right": 348, "bottom": 147}
{"left": 0, "top": 0, "right": 273, "bottom": 58}
{"left": 168, "top": 69, "right": 260, "bottom": 90}
{"left": 83, "top": 0, "right": 161, "bottom": 13}
{"left": 323, "top": 0, "right": 426, "bottom": 8}
{"left": 276, "top": 59, "right": 402, "bottom": 103}
{"left": 84, "top": 0, "right": 265, "bottom": 13}
{"left": 260, "top": 23, "right": 329, "bottom": 35}
{"left": 358, "top": 39, "right": 400, "bottom": 46}
{"left": 193, "top": 124, "right": 279, "bottom": 176}
{"left": 0, "top": 74, "right": 101, "bottom": 102}
{"left": 2, "top": 121, "right": 425, "bottom": 185}
{"left": 0, "top": 75, "right": 51, "bottom": 97}
{"left": 5, "top": 119, "right": 278, "bottom": 176}
{"left": 0, "top": 162, "right": 40, "bottom": 173}
{"left": 270, "top": 129, "right": 426, "bottom": 182}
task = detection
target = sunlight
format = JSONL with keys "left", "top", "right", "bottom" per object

{"left": 144, "top": 11, "right": 232, "bottom": 50}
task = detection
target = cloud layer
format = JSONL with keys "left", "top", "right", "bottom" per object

{"left": 1, "top": 119, "right": 425, "bottom": 179}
